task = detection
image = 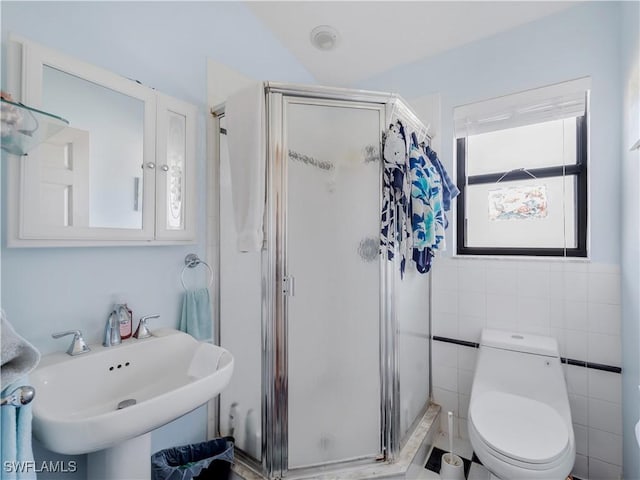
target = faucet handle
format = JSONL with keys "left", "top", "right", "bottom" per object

{"left": 133, "top": 314, "right": 159, "bottom": 339}
{"left": 52, "top": 330, "right": 91, "bottom": 356}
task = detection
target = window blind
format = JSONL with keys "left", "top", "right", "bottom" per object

{"left": 454, "top": 77, "right": 591, "bottom": 137}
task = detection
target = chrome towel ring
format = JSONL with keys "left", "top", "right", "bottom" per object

{"left": 181, "top": 254, "right": 214, "bottom": 291}
{"left": 1, "top": 385, "right": 35, "bottom": 408}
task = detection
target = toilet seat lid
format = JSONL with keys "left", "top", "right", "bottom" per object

{"left": 470, "top": 391, "right": 569, "bottom": 464}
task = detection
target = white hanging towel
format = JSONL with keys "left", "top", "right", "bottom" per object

{"left": 225, "top": 81, "right": 266, "bottom": 252}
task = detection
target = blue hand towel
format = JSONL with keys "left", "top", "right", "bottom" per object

{"left": 179, "top": 288, "right": 213, "bottom": 342}
{"left": 1, "top": 378, "right": 37, "bottom": 480}
{"left": 1, "top": 312, "right": 39, "bottom": 480}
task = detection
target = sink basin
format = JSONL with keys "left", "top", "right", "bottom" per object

{"left": 31, "top": 328, "right": 234, "bottom": 455}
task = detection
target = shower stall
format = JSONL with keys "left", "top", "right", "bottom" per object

{"left": 213, "top": 83, "right": 434, "bottom": 479}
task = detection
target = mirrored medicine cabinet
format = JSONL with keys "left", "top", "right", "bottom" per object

{"left": 5, "top": 35, "right": 197, "bottom": 247}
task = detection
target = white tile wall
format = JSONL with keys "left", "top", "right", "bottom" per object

{"left": 431, "top": 257, "right": 623, "bottom": 480}
{"left": 575, "top": 423, "right": 589, "bottom": 456}
{"left": 588, "top": 370, "right": 622, "bottom": 404}
{"left": 588, "top": 458, "right": 623, "bottom": 480}
{"left": 574, "top": 454, "right": 590, "bottom": 479}
{"left": 569, "top": 391, "right": 589, "bottom": 425}
{"left": 588, "top": 399, "right": 622, "bottom": 435}
{"left": 588, "top": 427, "right": 622, "bottom": 465}
{"left": 588, "top": 333, "right": 622, "bottom": 366}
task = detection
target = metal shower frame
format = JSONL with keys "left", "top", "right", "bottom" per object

{"left": 211, "top": 82, "right": 431, "bottom": 480}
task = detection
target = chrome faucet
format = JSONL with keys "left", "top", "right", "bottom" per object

{"left": 103, "top": 306, "right": 124, "bottom": 347}
{"left": 133, "top": 314, "right": 160, "bottom": 339}
{"left": 52, "top": 330, "right": 91, "bottom": 356}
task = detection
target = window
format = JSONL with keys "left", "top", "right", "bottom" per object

{"left": 455, "top": 79, "right": 589, "bottom": 257}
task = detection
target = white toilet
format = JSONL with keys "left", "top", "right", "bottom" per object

{"left": 468, "top": 329, "right": 575, "bottom": 480}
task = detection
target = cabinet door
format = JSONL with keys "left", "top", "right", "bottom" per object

{"left": 155, "top": 94, "right": 197, "bottom": 241}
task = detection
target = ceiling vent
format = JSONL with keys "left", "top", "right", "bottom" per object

{"left": 310, "top": 25, "right": 340, "bottom": 51}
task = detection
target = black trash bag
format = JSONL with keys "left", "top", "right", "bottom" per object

{"left": 151, "top": 436, "right": 234, "bottom": 480}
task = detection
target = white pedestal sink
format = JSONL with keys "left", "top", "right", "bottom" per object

{"left": 87, "top": 433, "right": 151, "bottom": 480}
{"left": 30, "top": 329, "right": 234, "bottom": 480}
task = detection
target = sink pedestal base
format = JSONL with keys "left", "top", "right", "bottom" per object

{"left": 88, "top": 433, "right": 151, "bottom": 480}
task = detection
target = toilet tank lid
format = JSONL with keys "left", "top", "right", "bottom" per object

{"left": 480, "top": 329, "right": 559, "bottom": 357}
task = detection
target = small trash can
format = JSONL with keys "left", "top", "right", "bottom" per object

{"left": 151, "top": 436, "right": 234, "bottom": 480}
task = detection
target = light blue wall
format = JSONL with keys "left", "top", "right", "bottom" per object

{"left": 0, "top": 0, "right": 314, "bottom": 349}
{"left": 358, "top": 1, "right": 622, "bottom": 265}
{"left": 620, "top": 1, "right": 640, "bottom": 478}
{"left": 1, "top": 2, "right": 314, "bottom": 478}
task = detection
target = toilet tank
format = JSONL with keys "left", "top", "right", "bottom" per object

{"left": 470, "top": 329, "right": 571, "bottom": 420}
{"left": 480, "top": 329, "right": 560, "bottom": 357}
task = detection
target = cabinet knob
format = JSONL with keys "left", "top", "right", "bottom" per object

{"left": 146, "top": 162, "right": 156, "bottom": 169}
{"left": 160, "top": 164, "right": 169, "bottom": 172}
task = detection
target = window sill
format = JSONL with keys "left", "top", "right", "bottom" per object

{"left": 450, "top": 253, "right": 591, "bottom": 263}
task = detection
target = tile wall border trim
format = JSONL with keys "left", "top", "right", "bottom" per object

{"left": 431, "top": 336, "right": 622, "bottom": 374}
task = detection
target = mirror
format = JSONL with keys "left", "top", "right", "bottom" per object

{"left": 42, "top": 65, "right": 145, "bottom": 229}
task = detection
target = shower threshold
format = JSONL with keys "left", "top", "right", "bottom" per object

{"left": 232, "top": 403, "right": 441, "bottom": 480}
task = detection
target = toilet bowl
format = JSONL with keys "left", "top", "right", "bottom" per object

{"left": 468, "top": 329, "right": 575, "bottom": 480}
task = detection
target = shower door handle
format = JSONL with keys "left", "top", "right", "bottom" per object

{"left": 283, "top": 275, "right": 295, "bottom": 297}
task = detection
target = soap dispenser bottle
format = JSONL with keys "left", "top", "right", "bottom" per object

{"left": 118, "top": 303, "right": 133, "bottom": 340}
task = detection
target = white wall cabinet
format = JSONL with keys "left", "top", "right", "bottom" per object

{"left": 6, "top": 36, "right": 197, "bottom": 247}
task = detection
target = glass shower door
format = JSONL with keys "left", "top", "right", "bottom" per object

{"left": 285, "top": 100, "right": 384, "bottom": 469}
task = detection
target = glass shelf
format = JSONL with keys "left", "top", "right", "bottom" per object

{"left": 1, "top": 98, "right": 69, "bottom": 156}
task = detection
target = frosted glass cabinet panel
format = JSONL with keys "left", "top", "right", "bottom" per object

{"left": 286, "top": 101, "right": 383, "bottom": 469}
{"left": 165, "top": 112, "right": 186, "bottom": 230}
{"left": 155, "top": 94, "right": 197, "bottom": 241}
